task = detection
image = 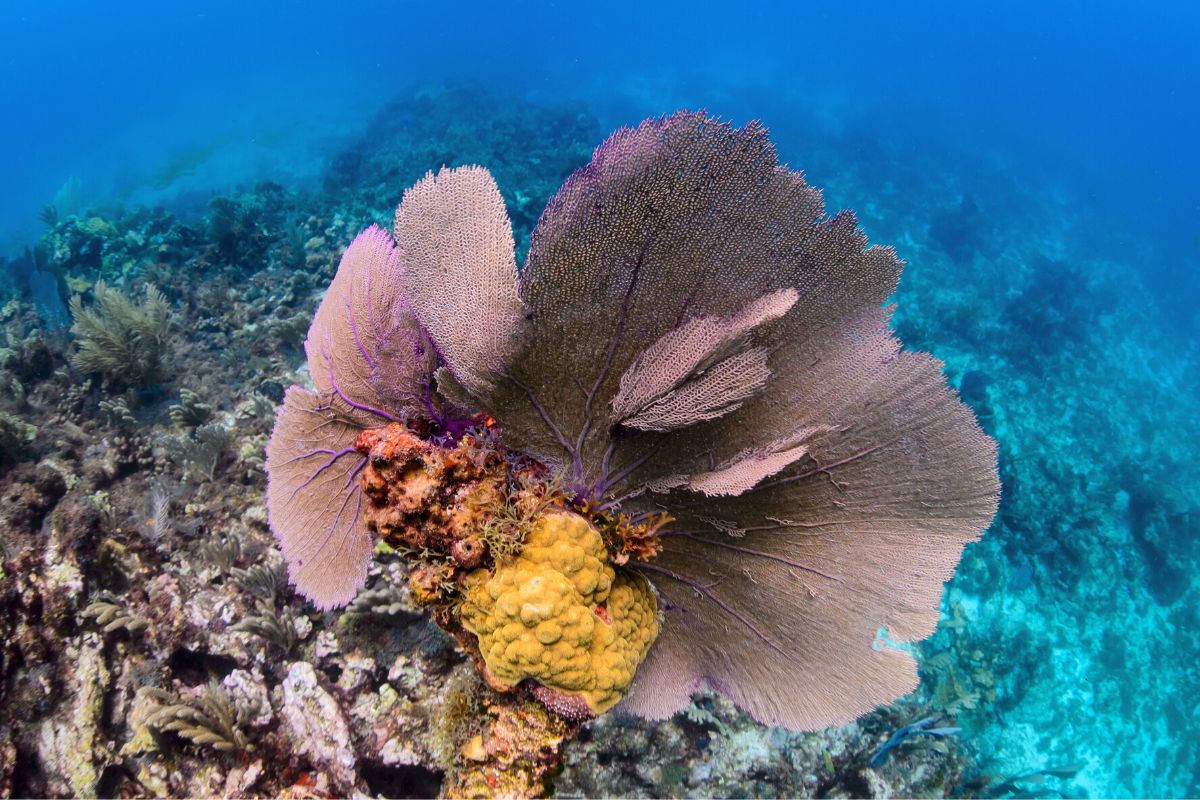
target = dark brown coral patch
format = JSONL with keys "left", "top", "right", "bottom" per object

{"left": 0, "top": 463, "right": 67, "bottom": 536}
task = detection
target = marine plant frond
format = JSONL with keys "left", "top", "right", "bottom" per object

{"left": 265, "top": 386, "right": 373, "bottom": 611}
{"left": 144, "top": 482, "right": 172, "bottom": 544}
{"left": 163, "top": 422, "right": 231, "bottom": 482}
{"left": 229, "top": 561, "right": 281, "bottom": 601}
{"left": 393, "top": 166, "right": 526, "bottom": 396}
{"left": 195, "top": 530, "right": 242, "bottom": 573}
{"left": 169, "top": 388, "right": 215, "bottom": 429}
{"left": 145, "top": 682, "right": 258, "bottom": 754}
{"left": 81, "top": 597, "right": 148, "bottom": 636}
{"left": 478, "top": 467, "right": 569, "bottom": 561}
{"left": 69, "top": 279, "right": 173, "bottom": 386}
{"left": 230, "top": 599, "right": 298, "bottom": 653}
{"left": 98, "top": 397, "right": 136, "bottom": 429}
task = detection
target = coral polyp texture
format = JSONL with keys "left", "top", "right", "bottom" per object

{"left": 460, "top": 512, "right": 659, "bottom": 716}
{"left": 265, "top": 112, "right": 999, "bottom": 733}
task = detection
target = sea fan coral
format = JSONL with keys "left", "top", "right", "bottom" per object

{"left": 267, "top": 225, "right": 434, "bottom": 609}
{"left": 266, "top": 112, "right": 999, "bottom": 731}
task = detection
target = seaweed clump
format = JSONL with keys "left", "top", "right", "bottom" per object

{"left": 68, "top": 279, "right": 172, "bottom": 386}
{"left": 145, "top": 682, "right": 258, "bottom": 754}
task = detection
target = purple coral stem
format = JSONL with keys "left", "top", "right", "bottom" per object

{"left": 635, "top": 562, "right": 787, "bottom": 656}
{"left": 677, "top": 532, "right": 844, "bottom": 583}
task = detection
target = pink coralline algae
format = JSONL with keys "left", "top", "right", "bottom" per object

{"left": 265, "top": 112, "right": 999, "bottom": 731}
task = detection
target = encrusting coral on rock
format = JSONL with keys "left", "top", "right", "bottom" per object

{"left": 265, "top": 110, "right": 999, "bottom": 796}
{"left": 460, "top": 511, "right": 659, "bottom": 717}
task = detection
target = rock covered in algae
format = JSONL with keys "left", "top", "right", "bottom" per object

{"left": 443, "top": 684, "right": 576, "bottom": 799}
{"left": 459, "top": 511, "right": 659, "bottom": 715}
{"left": 280, "top": 661, "right": 357, "bottom": 794}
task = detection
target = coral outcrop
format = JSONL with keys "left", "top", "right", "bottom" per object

{"left": 442, "top": 683, "right": 576, "bottom": 799}
{"left": 267, "top": 110, "right": 999, "bottom": 747}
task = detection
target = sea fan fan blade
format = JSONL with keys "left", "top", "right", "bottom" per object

{"left": 265, "top": 386, "right": 372, "bottom": 610}
{"left": 305, "top": 224, "right": 433, "bottom": 427}
{"left": 612, "top": 288, "right": 797, "bottom": 432}
{"left": 621, "top": 329, "right": 999, "bottom": 730}
{"left": 619, "top": 347, "right": 772, "bottom": 432}
{"left": 471, "top": 113, "right": 900, "bottom": 494}
{"left": 393, "top": 166, "right": 526, "bottom": 396}
{"left": 682, "top": 438, "right": 815, "bottom": 497}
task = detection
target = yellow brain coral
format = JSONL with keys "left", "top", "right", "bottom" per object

{"left": 459, "top": 511, "right": 659, "bottom": 714}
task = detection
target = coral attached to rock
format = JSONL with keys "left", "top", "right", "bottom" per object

{"left": 265, "top": 111, "right": 999, "bottom": 736}
{"left": 460, "top": 511, "right": 658, "bottom": 716}
{"left": 68, "top": 279, "right": 172, "bottom": 386}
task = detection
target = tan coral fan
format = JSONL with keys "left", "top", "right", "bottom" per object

{"left": 420, "top": 113, "right": 999, "bottom": 730}
{"left": 266, "top": 111, "right": 999, "bottom": 732}
{"left": 394, "top": 166, "right": 526, "bottom": 396}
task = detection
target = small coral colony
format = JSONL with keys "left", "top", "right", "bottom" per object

{"left": 266, "top": 112, "right": 998, "bottom": 790}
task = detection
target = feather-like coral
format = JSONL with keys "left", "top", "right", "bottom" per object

{"left": 145, "top": 682, "right": 258, "bottom": 754}
{"left": 265, "top": 111, "right": 999, "bottom": 731}
{"left": 163, "top": 422, "right": 230, "bottom": 482}
{"left": 68, "top": 279, "right": 172, "bottom": 385}
{"left": 169, "top": 388, "right": 215, "bottom": 429}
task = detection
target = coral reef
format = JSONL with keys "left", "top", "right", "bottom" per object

{"left": 252, "top": 106, "right": 1003, "bottom": 798}
{"left": 0, "top": 86, "right": 1191, "bottom": 798}
{"left": 267, "top": 110, "right": 998, "bottom": 754}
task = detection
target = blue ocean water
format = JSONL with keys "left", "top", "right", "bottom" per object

{"left": 1, "top": 1, "right": 1197, "bottom": 796}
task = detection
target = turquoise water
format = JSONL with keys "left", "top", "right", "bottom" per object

{"left": 1, "top": 2, "right": 1197, "bottom": 797}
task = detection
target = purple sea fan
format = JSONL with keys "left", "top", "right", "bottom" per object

{"left": 266, "top": 224, "right": 435, "bottom": 610}
{"left": 266, "top": 112, "right": 999, "bottom": 731}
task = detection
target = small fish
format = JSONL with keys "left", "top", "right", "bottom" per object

{"left": 870, "top": 716, "right": 961, "bottom": 768}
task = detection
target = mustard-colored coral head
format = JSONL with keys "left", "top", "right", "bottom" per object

{"left": 459, "top": 511, "right": 659, "bottom": 715}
